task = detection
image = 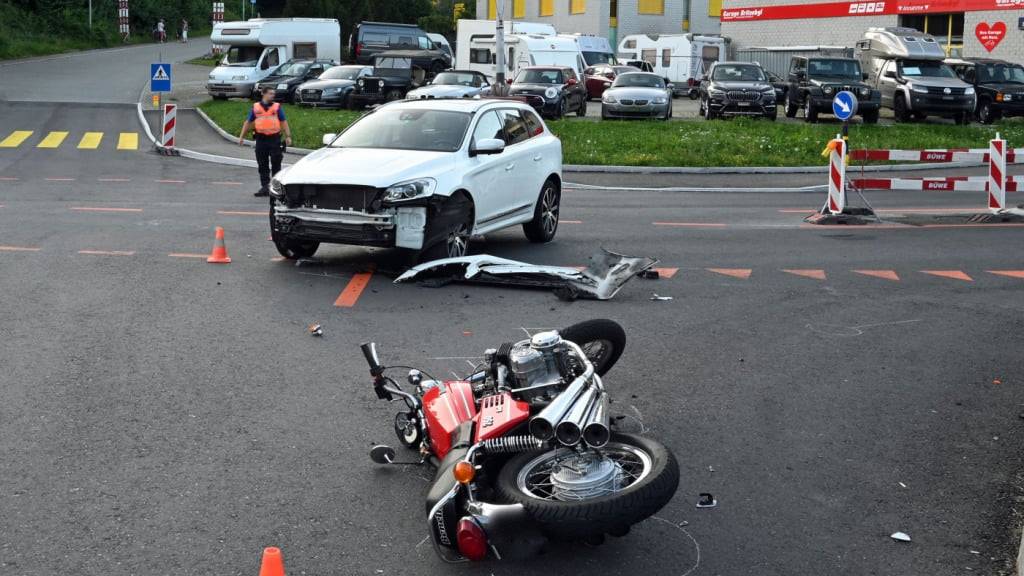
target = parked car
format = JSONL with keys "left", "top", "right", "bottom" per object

{"left": 350, "top": 51, "right": 428, "bottom": 107}
{"left": 765, "top": 70, "right": 789, "bottom": 102}
{"left": 601, "top": 72, "right": 673, "bottom": 120}
{"left": 253, "top": 59, "right": 336, "bottom": 102}
{"left": 295, "top": 65, "right": 373, "bottom": 108}
{"left": 947, "top": 57, "right": 1024, "bottom": 124}
{"left": 698, "top": 62, "right": 777, "bottom": 120}
{"left": 268, "top": 99, "right": 563, "bottom": 261}
{"left": 783, "top": 56, "right": 880, "bottom": 123}
{"left": 349, "top": 21, "right": 451, "bottom": 75}
{"left": 508, "top": 66, "right": 588, "bottom": 119}
{"left": 584, "top": 64, "right": 641, "bottom": 100}
{"left": 406, "top": 70, "right": 491, "bottom": 100}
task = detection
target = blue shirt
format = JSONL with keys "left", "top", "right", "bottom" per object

{"left": 247, "top": 102, "right": 287, "bottom": 122}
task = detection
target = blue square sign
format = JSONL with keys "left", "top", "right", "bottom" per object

{"left": 150, "top": 63, "right": 171, "bottom": 93}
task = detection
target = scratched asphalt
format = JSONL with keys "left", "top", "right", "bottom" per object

{"left": 1, "top": 41, "right": 1023, "bottom": 576}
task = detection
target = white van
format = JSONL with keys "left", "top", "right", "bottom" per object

{"left": 467, "top": 33, "right": 587, "bottom": 84}
{"left": 207, "top": 18, "right": 341, "bottom": 99}
{"left": 456, "top": 19, "right": 557, "bottom": 76}
{"left": 617, "top": 33, "right": 726, "bottom": 93}
{"left": 560, "top": 34, "right": 615, "bottom": 66}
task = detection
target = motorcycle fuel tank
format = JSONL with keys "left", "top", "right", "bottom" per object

{"left": 423, "top": 381, "right": 477, "bottom": 459}
{"left": 473, "top": 392, "right": 530, "bottom": 443}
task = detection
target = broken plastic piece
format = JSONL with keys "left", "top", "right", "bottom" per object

{"left": 638, "top": 269, "right": 660, "bottom": 280}
{"left": 308, "top": 323, "right": 323, "bottom": 336}
{"left": 890, "top": 532, "right": 911, "bottom": 542}
{"left": 696, "top": 493, "right": 717, "bottom": 508}
{"left": 650, "top": 294, "right": 673, "bottom": 301}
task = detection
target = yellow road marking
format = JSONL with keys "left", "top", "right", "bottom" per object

{"left": 77, "top": 132, "right": 103, "bottom": 149}
{"left": 0, "top": 131, "right": 33, "bottom": 148}
{"left": 117, "top": 132, "right": 139, "bottom": 150}
{"left": 37, "top": 131, "right": 69, "bottom": 149}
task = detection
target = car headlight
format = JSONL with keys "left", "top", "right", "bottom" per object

{"left": 384, "top": 178, "right": 436, "bottom": 203}
{"left": 859, "top": 87, "right": 871, "bottom": 97}
{"left": 708, "top": 88, "right": 725, "bottom": 98}
{"left": 964, "top": 87, "right": 975, "bottom": 96}
{"left": 323, "top": 87, "right": 341, "bottom": 95}
{"left": 823, "top": 86, "right": 834, "bottom": 95}
{"left": 231, "top": 75, "right": 247, "bottom": 81}
{"left": 603, "top": 81, "right": 612, "bottom": 87}
{"left": 277, "top": 83, "right": 289, "bottom": 90}
{"left": 544, "top": 87, "right": 559, "bottom": 99}
{"left": 1003, "top": 93, "right": 1013, "bottom": 101}
{"left": 911, "top": 84, "right": 928, "bottom": 94}
{"left": 269, "top": 178, "right": 284, "bottom": 197}
{"left": 358, "top": 79, "right": 364, "bottom": 87}
{"left": 653, "top": 96, "right": 668, "bottom": 104}
{"left": 603, "top": 93, "right": 617, "bottom": 103}
{"left": 209, "top": 74, "right": 216, "bottom": 81}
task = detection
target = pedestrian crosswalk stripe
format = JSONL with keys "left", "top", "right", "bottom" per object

{"left": 77, "top": 132, "right": 103, "bottom": 149}
{"left": 37, "top": 131, "right": 69, "bottom": 149}
{"left": 0, "top": 131, "right": 33, "bottom": 148}
{"left": 117, "top": 132, "right": 139, "bottom": 150}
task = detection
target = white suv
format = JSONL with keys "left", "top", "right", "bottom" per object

{"left": 268, "top": 98, "right": 563, "bottom": 261}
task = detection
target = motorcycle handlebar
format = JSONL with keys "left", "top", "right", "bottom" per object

{"left": 360, "top": 342, "right": 385, "bottom": 377}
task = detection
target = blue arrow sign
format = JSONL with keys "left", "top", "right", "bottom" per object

{"left": 150, "top": 63, "right": 171, "bottom": 93}
{"left": 832, "top": 91, "right": 858, "bottom": 121}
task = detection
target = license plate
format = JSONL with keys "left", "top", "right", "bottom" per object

{"left": 942, "top": 96, "right": 954, "bottom": 100}
{"left": 738, "top": 102, "right": 750, "bottom": 107}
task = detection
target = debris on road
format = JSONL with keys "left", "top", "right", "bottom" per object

{"left": 890, "top": 532, "right": 912, "bottom": 542}
{"left": 395, "top": 249, "right": 658, "bottom": 300}
{"left": 650, "top": 293, "right": 673, "bottom": 301}
{"left": 308, "top": 323, "right": 323, "bottom": 337}
{"left": 638, "top": 269, "right": 660, "bottom": 280}
{"left": 696, "top": 493, "right": 717, "bottom": 508}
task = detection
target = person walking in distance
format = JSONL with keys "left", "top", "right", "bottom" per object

{"left": 238, "top": 87, "right": 292, "bottom": 197}
{"left": 156, "top": 19, "right": 166, "bottom": 43}
{"left": 180, "top": 19, "right": 189, "bottom": 43}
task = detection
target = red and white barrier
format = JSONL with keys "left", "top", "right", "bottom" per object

{"left": 851, "top": 175, "right": 1022, "bottom": 192}
{"left": 850, "top": 147, "right": 1021, "bottom": 163}
{"left": 161, "top": 103, "right": 176, "bottom": 148}
{"left": 211, "top": 3, "right": 225, "bottom": 54}
{"left": 989, "top": 135, "right": 1007, "bottom": 211}
{"left": 118, "top": 0, "right": 130, "bottom": 40}
{"left": 826, "top": 135, "right": 845, "bottom": 214}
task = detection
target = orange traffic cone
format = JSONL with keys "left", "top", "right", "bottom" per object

{"left": 207, "top": 226, "right": 231, "bottom": 264}
{"left": 258, "top": 547, "right": 285, "bottom": 576}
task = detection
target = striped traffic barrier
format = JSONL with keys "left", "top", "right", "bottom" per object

{"left": 161, "top": 103, "right": 176, "bottom": 149}
{"left": 851, "top": 175, "right": 1022, "bottom": 192}
{"left": 826, "top": 134, "right": 845, "bottom": 214}
{"left": 989, "top": 134, "right": 1007, "bottom": 211}
{"left": 849, "top": 147, "right": 1021, "bottom": 163}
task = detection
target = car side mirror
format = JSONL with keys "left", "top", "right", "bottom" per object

{"left": 884, "top": 70, "right": 896, "bottom": 79}
{"left": 471, "top": 138, "right": 505, "bottom": 157}
{"left": 322, "top": 133, "right": 337, "bottom": 146}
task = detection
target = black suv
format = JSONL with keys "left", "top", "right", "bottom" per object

{"left": 349, "top": 51, "right": 429, "bottom": 107}
{"left": 947, "top": 58, "right": 1024, "bottom": 124}
{"left": 785, "top": 57, "right": 880, "bottom": 123}
{"left": 348, "top": 21, "right": 451, "bottom": 76}
{"left": 254, "top": 59, "right": 336, "bottom": 102}
{"left": 698, "top": 62, "right": 777, "bottom": 120}
{"left": 509, "top": 66, "right": 588, "bottom": 119}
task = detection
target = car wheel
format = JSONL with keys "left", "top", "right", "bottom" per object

{"left": 862, "top": 109, "right": 879, "bottom": 124}
{"left": 523, "top": 178, "right": 560, "bottom": 243}
{"left": 556, "top": 99, "right": 568, "bottom": 119}
{"left": 601, "top": 106, "right": 610, "bottom": 120}
{"left": 893, "top": 95, "right": 910, "bottom": 122}
{"left": 977, "top": 101, "right": 999, "bottom": 124}
{"left": 804, "top": 99, "right": 818, "bottom": 123}
{"left": 269, "top": 206, "right": 319, "bottom": 259}
{"left": 577, "top": 97, "right": 587, "bottom": 117}
{"left": 420, "top": 195, "right": 473, "bottom": 262}
{"left": 703, "top": 99, "right": 716, "bottom": 120}
{"left": 785, "top": 93, "right": 799, "bottom": 118}
{"left": 912, "top": 111, "right": 928, "bottom": 121}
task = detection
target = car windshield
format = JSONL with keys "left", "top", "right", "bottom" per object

{"left": 900, "top": 60, "right": 957, "bottom": 78}
{"left": 223, "top": 46, "right": 262, "bottom": 67}
{"left": 320, "top": 66, "right": 363, "bottom": 80}
{"left": 329, "top": 108, "right": 470, "bottom": 153}
{"left": 275, "top": 62, "right": 311, "bottom": 76}
{"left": 515, "top": 69, "right": 562, "bottom": 84}
{"left": 613, "top": 73, "right": 665, "bottom": 88}
{"left": 613, "top": 66, "right": 640, "bottom": 75}
{"left": 808, "top": 59, "right": 861, "bottom": 78}
{"left": 433, "top": 72, "right": 482, "bottom": 86}
{"left": 977, "top": 63, "right": 1024, "bottom": 84}
{"left": 711, "top": 65, "right": 765, "bottom": 82}
{"left": 375, "top": 56, "right": 412, "bottom": 70}
{"left": 583, "top": 52, "right": 615, "bottom": 65}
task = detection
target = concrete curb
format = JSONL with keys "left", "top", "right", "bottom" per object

{"left": 193, "top": 107, "right": 315, "bottom": 155}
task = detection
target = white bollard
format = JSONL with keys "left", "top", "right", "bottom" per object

{"left": 827, "top": 135, "right": 846, "bottom": 214}
{"left": 988, "top": 133, "right": 1006, "bottom": 212}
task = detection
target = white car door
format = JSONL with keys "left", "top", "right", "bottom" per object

{"left": 464, "top": 110, "right": 511, "bottom": 227}
{"left": 492, "top": 108, "right": 538, "bottom": 225}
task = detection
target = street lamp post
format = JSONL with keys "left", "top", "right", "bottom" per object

{"left": 494, "top": 0, "right": 507, "bottom": 95}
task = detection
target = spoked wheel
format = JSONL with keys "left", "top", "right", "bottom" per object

{"left": 394, "top": 411, "right": 422, "bottom": 448}
{"left": 494, "top": 433, "right": 679, "bottom": 540}
{"left": 559, "top": 318, "right": 626, "bottom": 376}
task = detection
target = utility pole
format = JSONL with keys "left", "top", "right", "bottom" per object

{"left": 88, "top": 0, "right": 93, "bottom": 29}
{"left": 494, "top": 0, "right": 507, "bottom": 95}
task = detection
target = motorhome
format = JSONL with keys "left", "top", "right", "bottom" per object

{"left": 560, "top": 34, "right": 615, "bottom": 66}
{"left": 207, "top": 18, "right": 341, "bottom": 99}
{"left": 616, "top": 34, "right": 726, "bottom": 94}
{"left": 467, "top": 33, "right": 587, "bottom": 84}
{"left": 856, "top": 27, "right": 975, "bottom": 123}
{"left": 455, "top": 19, "right": 556, "bottom": 73}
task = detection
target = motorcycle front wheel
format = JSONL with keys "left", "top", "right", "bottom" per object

{"left": 494, "top": 433, "right": 679, "bottom": 540}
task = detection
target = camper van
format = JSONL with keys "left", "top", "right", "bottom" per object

{"left": 467, "top": 33, "right": 587, "bottom": 84}
{"left": 561, "top": 34, "right": 615, "bottom": 66}
{"left": 616, "top": 34, "right": 726, "bottom": 95}
{"left": 207, "top": 18, "right": 342, "bottom": 99}
{"left": 455, "top": 19, "right": 557, "bottom": 75}
{"left": 856, "top": 27, "right": 975, "bottom": 123}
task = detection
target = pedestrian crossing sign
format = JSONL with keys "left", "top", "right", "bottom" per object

{"left": 151, "top": 63, "right": 171, "bottom": 93}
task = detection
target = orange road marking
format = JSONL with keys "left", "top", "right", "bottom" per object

{"left": 168, "top": 253, "right": 207, "bottom": 259}
{"left": 212, "top": 181, "right": 243, "bottom": 186}
{"left": 156, "top": 179, "right": 186, "bottom": 184}
{"left": 922, "top": 270, "right": 973, "bottom": 281}
{"left": 78, "top": 250, "right": 135, "bottom": 256}
{"left": 653, "top": 222, "right": 728, "bottom": 227}
{"left": 70, "top": 206, "right": 143, "bottom": 213}
{"left": 0, "top": 245, "right": 40, "bottom": 252}
{"left": 652, "top": 267, "right": 678, "bottom": 278}
{"left": 217, "top": 210, "right": 265, "bottom": 216}
{"left": 853, "top": 269, "right": 900, "bottom": 281}
{"left": 988, "top": 270, "right": 1024, "bottom": 279}
{"left": 97, "top": 177, "right": 131, "bottom": 182}
{"left": 45, "top": 177, "right": 76, "bottom": 182}
{"left": 335, "top": 271, "right": 374, "bottom": 308}
{"left": 561, "top": 219, "right": 583, "bottom": 224}
{"left": 783, "top": 269, "right": 826, "bottom": 280}
{"left": 0, "top": 177, "right": 19, "bottom": 181}
{"left": 707, "top": 268, "right": 751, "bottom": 280}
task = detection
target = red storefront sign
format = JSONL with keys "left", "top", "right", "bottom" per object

{"left": 721, "top": 0, "right": 1024, "bottom": 22}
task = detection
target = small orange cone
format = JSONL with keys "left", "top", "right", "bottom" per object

{"left": 258, "top": 547, "right": 285, "bottom": 576}
{"left": 207, "top": 226, "right": 232, "bottom": 263}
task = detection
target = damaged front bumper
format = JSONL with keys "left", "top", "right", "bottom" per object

{"left": 395, "top": 249, "right": 657, "bottom": 300}
{"left": 272, "top": 203, "right": 428, "bottom": 249}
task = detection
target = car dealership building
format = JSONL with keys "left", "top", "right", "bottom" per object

{"left": 719, "top": 0, "right": 1023, "bottom": 60}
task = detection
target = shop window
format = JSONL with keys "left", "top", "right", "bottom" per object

{"left": 540, "top": 0, "right": 554, "bottom": 16}
{"left": 514, "top": 0, "right": 525, "bottom": 18}
{"left": 570, "top": 0, "right": 586, "bottom": 14}
{"left": 708, "top": 0, "right": 722, "bottom": 17}
{"left": 638, "top": 0, "right": 663, "bottom": 14}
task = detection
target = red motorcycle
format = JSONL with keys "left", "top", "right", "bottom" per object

{"left": 362, "top": 319, "right": 679, "bottom": 562}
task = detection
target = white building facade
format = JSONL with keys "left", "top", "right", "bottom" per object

{"left": 477, "top": 0, "right": 724, "bottom": 47}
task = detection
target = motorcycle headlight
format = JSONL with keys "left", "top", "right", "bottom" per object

{"left": 859, "top": 87, "right": 871, "bottom": 97}
{"left": 964, "top": 87, "right": 975, "bottom": 96}
{"left": 603, "top": 93, "right": 617, "bottom": 103}
{"left": 823, "top": 86, "right": 835, "bottom": 95}
{"left": 544, "top": 87, "right": 559, "bottom": 99}
{"left": 269, "top": 178, "right": 284, "bottom": 197}
{"left": 911, "top": 84, "right": 928, "bottom": 94}
{"left": 384, "top": 178, "right": 436, "bottom": 203}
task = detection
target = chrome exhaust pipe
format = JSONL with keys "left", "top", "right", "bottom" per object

{"left": 582, "top": 391, "right": 610, "bottom": 448}
{"left": 529, "top": 375, "right": 588, "bottom": 440}
{"left": 554, "top": 386, "right": 599, "bottom": 446}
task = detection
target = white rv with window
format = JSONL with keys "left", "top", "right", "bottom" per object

{"left": 560, "top": 34, "right": 616, "bottom": 66}
{"left": 617, "top": 33, "right": 726, "bottom": 92}
{"left": 207, "top": 18, "right": 341, "bottom": 99}
{"left": 456, "top": 19, "right": 557, "bottom": 75}
{"left": 467, "top": 33, "right": 587, "bottom": 84}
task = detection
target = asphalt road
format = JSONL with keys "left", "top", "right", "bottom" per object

{"left": 1, "top": 42, "right": 1023, "bottom": 576}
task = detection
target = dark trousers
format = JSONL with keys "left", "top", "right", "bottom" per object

{"left": 255, "top": 136, "right": 283, "bottom": 190}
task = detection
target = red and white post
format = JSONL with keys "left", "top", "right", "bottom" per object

{"left": 988, "top": 133, "right": 1006, "bottom": 212}
{"left": 118, "top": 0, "right": 130, "bottom": 42}
{"left": 211, "top": 2, "right": 225, "bottom": 54}
{"left": 161, "top": 103, "right": 177, "bottom": 148}
{"left": 826, "top": 135, "right": 846, "bottom": 214}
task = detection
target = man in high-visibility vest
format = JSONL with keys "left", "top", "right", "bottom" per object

{"left": 239, "top": 87, "right": 293, "bottom": 197}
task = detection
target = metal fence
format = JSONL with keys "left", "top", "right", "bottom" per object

{"left": 732, "top": 46, "right": 855, "bottom": 77}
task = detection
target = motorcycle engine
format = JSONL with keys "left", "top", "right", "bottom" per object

{"left": 507, "top": 331, "right": 569, "bottom": 403}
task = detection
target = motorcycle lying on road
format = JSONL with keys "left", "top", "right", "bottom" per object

{"left": 361, "top": 319, "right": 679, "bottom": 562}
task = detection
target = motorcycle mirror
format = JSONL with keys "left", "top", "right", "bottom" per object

{"left": 370, "top": 445, "right": 396, "bottom": 464}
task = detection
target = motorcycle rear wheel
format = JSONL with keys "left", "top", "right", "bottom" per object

{"left": 559, "top": 318, "right": 626, "bottom": 376}
{"left": 493, "top": 433, "right": 679, "bottom": 540}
